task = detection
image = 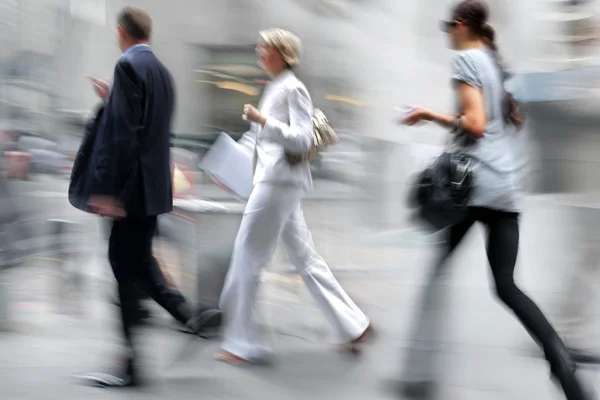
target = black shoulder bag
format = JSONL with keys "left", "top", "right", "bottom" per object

{"left": 407, "top": 133, "right": 477, "bottom": 231}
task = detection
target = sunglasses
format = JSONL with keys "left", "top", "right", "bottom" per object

{"left": 440, "top": 20, "right": 461, "bottom": 32}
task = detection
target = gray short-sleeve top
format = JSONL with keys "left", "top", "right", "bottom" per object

{"left": 449, "top": 48, "right": 525, "bottom": 213}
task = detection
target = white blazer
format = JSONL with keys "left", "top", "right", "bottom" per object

{"left": 238, "top": 69, "right": 314, "bottom": 192}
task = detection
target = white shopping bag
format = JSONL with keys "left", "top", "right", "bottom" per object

{"left": 199, "top": 132, "right": 253, "bottom": 200}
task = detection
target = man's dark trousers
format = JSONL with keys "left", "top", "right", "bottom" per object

{"left": 108, "top": 215, "right": 192, "bottom": 359}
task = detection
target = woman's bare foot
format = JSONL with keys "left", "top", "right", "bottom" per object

{"left": 341, "top": 323, "right": 375, "bottom": 355}
{"left": 216, "top": 350, "right": 249, "bottom": 366}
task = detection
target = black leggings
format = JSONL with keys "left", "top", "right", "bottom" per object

{"left": 449, "top": 207, "right": 558, "bottom": 344}
{"left": 403, "top": 207, "right": 583, "bottom": 398}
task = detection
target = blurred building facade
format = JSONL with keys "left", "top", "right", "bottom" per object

{"left": 0, "top": 0, "right": 539, "bottom": 139}
{"left": 3, "top": 0, "right": 600, "bottom": 222}
{"left": 52, "top": 0, "right": 375, "bottom": 137}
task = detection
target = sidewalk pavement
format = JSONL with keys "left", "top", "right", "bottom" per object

{"left": 2, "top": 212, "right": 599, "bottom": 400}
{"left": 3, "top": 176, "right": 600, "bottom": 398}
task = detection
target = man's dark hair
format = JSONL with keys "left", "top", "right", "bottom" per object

{"left": 117, "top": 7, "right": 152, "bottom": 41}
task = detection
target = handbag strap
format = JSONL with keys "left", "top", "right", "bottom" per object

{"left": 445, "top": 130, "right": 481, "bottom": 173}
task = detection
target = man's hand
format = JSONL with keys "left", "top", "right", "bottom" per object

{"left": 87, "top": 76, "right": 110, "bottom": 101}
{"left": 89, "top": 195, "right": 126, "bottom": 218}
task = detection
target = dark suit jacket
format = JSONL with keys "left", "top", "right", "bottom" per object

{"left": 69, "top": 103, "right": 105, "bottom": 213}
{"left": 84, "top": 45, "right": 174, "bottom": 217}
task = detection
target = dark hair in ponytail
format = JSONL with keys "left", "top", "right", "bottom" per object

{"left": 451, "top": 0, "right": 522, "bottom": 129}
{"left": 480, "top": 22, "right": 496, "bottom": 49}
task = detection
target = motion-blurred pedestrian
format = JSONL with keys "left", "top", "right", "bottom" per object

{"left": 72, "top": 7, "right": 221, "bottom": 388}
{"left": 217, "top": 28, "right": 373, "bottom": 365}
{"left": 399, "top": 1, "right": 594, "bottom": 399}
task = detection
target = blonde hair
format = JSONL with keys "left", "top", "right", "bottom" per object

{"left": 258, "top": 28, "right": 301, "bottom": 69}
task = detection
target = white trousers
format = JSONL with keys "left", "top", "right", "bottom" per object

{"left": 219, "top": 183, "right": 369, "bottom": 361}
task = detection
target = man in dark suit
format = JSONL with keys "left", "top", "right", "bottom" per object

{"left": 81, "top": 7, "right": 221, "bottom": 388}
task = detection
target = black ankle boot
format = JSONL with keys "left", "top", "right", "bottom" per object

{"left": 547, "top": 337, "right": 596, "bottom": 400}
{"left": 551, "top": 364, "right": 595, "bottom": 400}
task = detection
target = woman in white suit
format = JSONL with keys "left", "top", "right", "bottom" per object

{"left": 217, "top": 28, "right": 372, "bottom": 365}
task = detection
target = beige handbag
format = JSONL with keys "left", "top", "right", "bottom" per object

{"left": 286, "top": 108, "right": 339, "bottom": 165}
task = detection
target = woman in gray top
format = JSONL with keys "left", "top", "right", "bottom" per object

{"left": 399, "top": 1, "right": 593, "bottom": 399}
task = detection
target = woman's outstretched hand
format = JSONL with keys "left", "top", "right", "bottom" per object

{"left": 400, "top": 106, "right": 433, "bottom": 126}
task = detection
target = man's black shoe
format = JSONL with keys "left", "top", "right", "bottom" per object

{"left": 186, "top": 308, "right": 222, "bottom": 339}
{"left": 168, "top": 308, "right": 223, "bottom": 365}
{"left": 398, "top": 380, "right": 437, "bottom": 399}
{"left": 77, "top": 360, "right": 141, "bottom": 388}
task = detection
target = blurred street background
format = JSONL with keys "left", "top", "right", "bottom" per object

{"left": 3, "top": 0, "right": 600, "bottom": 399}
